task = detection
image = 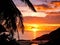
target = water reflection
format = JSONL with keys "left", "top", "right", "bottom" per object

{"left": 31, "top": 44, "right": 38, "bottom": 45}
{"left": 14, "top": 31, "right": 50, "bottom": 40}
{"left": 33, "top": 31, "right": 36, "bottom": 39}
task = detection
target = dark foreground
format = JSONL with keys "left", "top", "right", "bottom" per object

{"left": 0, "top": 24, "right": 60, "bottom": 45}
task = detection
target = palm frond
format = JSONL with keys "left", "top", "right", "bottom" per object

{"left": 0, "top": 0, "right": 24, "bottom": 33}
{"left": 21, "top": 0, "right": 25, "bottom": 2}
{"left": 21, "top": 0, "right": 36, "bottom": 12}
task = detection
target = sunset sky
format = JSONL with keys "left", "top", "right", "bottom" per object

{"left": 13, "top": 0, "right": 60, "bottom": 40}
{"left": 13, "top": 0, "right": 60, "bottom": 31}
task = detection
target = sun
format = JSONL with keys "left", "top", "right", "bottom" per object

{"left": 24, "top": 24, "right": 41, "bottom": 31}
{"left": 31, "top": 27, "right": 39, "bottom": 32}
{"left": 30, "top": 24, "right": 40, "bottom": 32}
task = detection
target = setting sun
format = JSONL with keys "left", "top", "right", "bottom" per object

{"left": 24, "top": 24, "right": 40, "bottom": 31}
{"left": 24, "top": 23, "right": 60, "bottom": 31}
{"left": 31, "top": 26, "right": 40, "bottom": 32}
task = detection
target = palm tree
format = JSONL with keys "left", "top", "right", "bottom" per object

{"left": 0, "top": 0, "right": 36, "bottom": 40}
{"left": 0, "top": 0, "right": 24, "bottom": 40}
{"left": 21, "top": 0, "right": 36, "bottom": 12}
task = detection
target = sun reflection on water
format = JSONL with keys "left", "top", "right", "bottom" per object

{"left": 33, "top": 31, "right": 36, "bottom": 39}
{"left": 32, "top": 27, "right": 39, "bottom": 39}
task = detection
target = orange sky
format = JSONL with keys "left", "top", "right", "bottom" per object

{"left": 24, "top": 23, "right": 60, "bottom": 31}
{"left": 16, "top": 1, "right": 60, "bottom": 32}
{"left": 23, "top": 13, "right": 60, "bottom": 31}
{"left": 23, "top": 12, "right": 60, "bottom": 31}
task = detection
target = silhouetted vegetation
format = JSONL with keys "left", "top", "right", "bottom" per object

{"left": 38, "top": 27, "right": 60, "bottom": 45}
{"left": 0, "top": 0, "right": 24, "bottom": 45}
{"left": 0, "top": 0, "right": 24, "bottom": 40}
{"left": 44, "top": 28, "right": 60, "bottom": 45}
{"left": 33, "top": 34, "right": 49, "bottom": 41}
{"left": 0, "top": 0, "right": 24, "bottom": 31}
{"left": 21, "top": 0, "right": 36, "bottom": 12}
{"left": 0, "top": 24, "right": 20, "bottom": 45}
{"left": 0, "top": 24, "right": 7, "bottom": 33}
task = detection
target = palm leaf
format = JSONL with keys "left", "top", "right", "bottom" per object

{"left": 21, "top": 0, "right": 36, "bottom": 12}
{"left": 0, "top": 0, "right": 24, "bottom": 33}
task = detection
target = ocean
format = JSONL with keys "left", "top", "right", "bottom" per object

{"left": 14, "top": 31, "right": 51, "bottom": 40}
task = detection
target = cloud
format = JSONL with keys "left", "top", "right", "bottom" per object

{"left": 30, "top": 0, "right": 48, "bottom": 5}
{"left": 23, "top": 15, "right": 60, "bottom": 24}
{"left": 13, "top": 0, "right": 60, "bottom": 6}
{"left": 13, "top": 0, "right": 27, "bottom": 6}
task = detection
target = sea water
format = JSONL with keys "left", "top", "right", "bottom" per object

{"left": 32, "top": 44, "right": 38, "bottom": 45}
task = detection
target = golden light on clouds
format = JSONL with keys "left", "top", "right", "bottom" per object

{"left": 24, "top": 24, "right": 40, "bottom": 31}
{"left": 31, "top": 12, "right": 47, "bottom": 17}
{"left": 34, "top": 2, "right": 60, "bottom": 12}
{"left": 22, "top": 12, "right": 47, "bottom": 17}
{"left": 24, "top": 23, "right": 60, "bottom": 31}
{"left": 31, "top": 27, "right": 39, "bottom": 32}
{"left": 30, "top": 24, "right": 40, "bottom": 32}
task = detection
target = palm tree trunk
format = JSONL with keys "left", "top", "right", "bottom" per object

{"left": 17, "top": 29, "right": 20, "bottom": 40}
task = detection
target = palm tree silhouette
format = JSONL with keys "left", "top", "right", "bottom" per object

{"left": 0, "top": 0, "right": 24, "bottom": 39}
{"left": 0, "top": 0, "right": 36, "bottom": 40}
